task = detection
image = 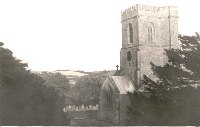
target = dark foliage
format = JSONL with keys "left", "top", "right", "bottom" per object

{"left": 127, "top": 33, "right": 200, "bottom": 125}
{"left": 0, "top": 43, "right": 68, "bottom": 125}
{"left": 39, "top": 72, "right": 70, "bottom": 96}
{"left": 70, "top": 71, "right": 108, "bottom": 106}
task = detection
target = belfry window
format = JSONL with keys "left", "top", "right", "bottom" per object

{"left": 129, "top": 23, "right": 133, "bottom": 43}
{"left": 147, "top": 22, "right": 155, "bottom": 43}
{"left": 148, "top": 27, "right": 154, "bottom": 42}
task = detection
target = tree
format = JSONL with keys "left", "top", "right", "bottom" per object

{"left": 0, "top": 43, "right": 67, "bottom": 125}
{"left": 39, "top": 72, "right": 70, "bottom": 96}
{"left": 71, "top": 71, "right": 108, "bottom": 105}
{"left": 127, "top": 33, "right": 200, "bottom": 125}
{"left": 40, "top": 72, "right": 70, "bottom": 87}
{"left": 149, "top": 33, "right": 200, "bottom": 88}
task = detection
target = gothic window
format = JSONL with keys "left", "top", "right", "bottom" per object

{"left": 106, "top": 84, "right": 113, "bottom": 110}
{"left": 129, "top": 23, "right": 133, "bottom": 43}
{"left": 147, "top": 22, "right": 155, "bottom": 43}
{"left": 148, "top": 27, "right": 153, "bottom": 42}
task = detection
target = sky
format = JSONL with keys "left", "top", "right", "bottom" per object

{"left": 0, "top": 0, "right": 199, "bottom": 72}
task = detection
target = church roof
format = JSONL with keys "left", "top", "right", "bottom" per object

{"left": 109, "top": 76, "right": 136, "bottom": 94}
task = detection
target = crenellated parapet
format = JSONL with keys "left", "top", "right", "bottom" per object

{"left": 121, "top": 4, "right": 159, "bottom": 16}
{"left": 121, "top": 4, "right": 178, "bottom": 21}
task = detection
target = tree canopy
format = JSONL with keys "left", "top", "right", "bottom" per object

{"left": 70, "top": 71, "right": 108, "bottom": 105}
{"left": 127, "top": 33, "right": 200, "bottom": 125}
{"left": 0, "top": 43, "right": 67, "bottom": 125}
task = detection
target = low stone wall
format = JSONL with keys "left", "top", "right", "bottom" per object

{"left": 63, "top": 104, "right": 98, "bottom": 112}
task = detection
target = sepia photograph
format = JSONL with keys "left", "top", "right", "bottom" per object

{"left": 0, "top": 0, "right": 200, "bottom": 126}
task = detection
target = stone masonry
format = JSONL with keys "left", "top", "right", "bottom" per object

{"left": 120, "top": 4, "right": 179, "bottom": 86}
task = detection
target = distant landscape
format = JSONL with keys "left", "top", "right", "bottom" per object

{"left": 0, "top": 40, "right": 115, "bottom": 125}
{"left": 33, "top": 69, "right": 112, "bottom": 106}
{"left": 33, "top": 70, "right": 91, "bottom": 85}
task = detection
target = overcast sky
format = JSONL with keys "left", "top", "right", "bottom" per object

{"left": 0, "top": 0, "right": 199, "bottom": 72}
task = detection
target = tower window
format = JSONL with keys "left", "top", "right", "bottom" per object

{"left": 147, "top": 22, "right": 155, "bottom": 43}
{"left": 129, "top": 23, "right": 133, "bottom": 43}
{"left": 148, "top": 27, "right": 154, "bottom": 42}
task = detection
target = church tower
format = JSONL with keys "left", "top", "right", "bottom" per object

{"left": 120, "top": 5, "right": 179, "bottom": 87}
{"left": 99, "top": 4, "right": 180, "bottom": 124}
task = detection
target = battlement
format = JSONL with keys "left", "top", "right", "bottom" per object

{"left": 121, "top": 4, "right": 158, "bottom": 15}
{"left": 121, "top": 4, "right": 178, "bottom": 21}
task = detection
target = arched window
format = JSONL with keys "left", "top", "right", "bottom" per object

{"left": 148, "top": 27, "right": 153, "bottom": 42}
{"left": 147, "top": 22, "right": 155, "bottom": 43}
{"left": 106, "top": 85, "right": 113, "bottom": 110}
{"left": 129, "top": 23, "right": 133, "bottom": 43}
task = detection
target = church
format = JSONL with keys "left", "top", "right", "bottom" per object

{"left": 98, "top": 4, "right": 179, "bottom": 125}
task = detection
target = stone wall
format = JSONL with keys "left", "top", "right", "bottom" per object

{"left": 120, "top": 47, "right": 137, "bottom": 78}
{"left": 139, "top": 46, "right": 167, "bottom": 80}
{"left": 63, "top": 104, "right": 98, "bottom": 112}
{"left": 118, "top": 94, "right": 130, "bottom": 125}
